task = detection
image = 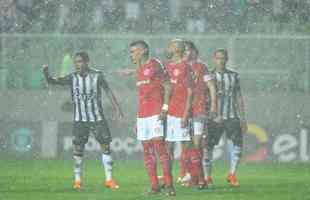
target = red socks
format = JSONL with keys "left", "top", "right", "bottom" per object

{"left": 143, "top": 142, "right": 158, "bottom": 190}
{"left": 143, "top": 140, "right": 173, "bottom": 189}
{"left": 153, "top": 140, "right": 173, "bottom": 187}
{"left": 179, "top": 148, "right": 188, "bottom": 178}
{"left": 187, "top": 148, "right": 204, "bottom": 185}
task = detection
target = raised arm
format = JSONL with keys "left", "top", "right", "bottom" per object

{"left": 114, "top": 68, "right": 136, "bottom": 76}
{"left": 42, "top": 64, "right": 71, "bottom": 86}
{"left": 99, "top": 72, "right": 124, "bottom": 119}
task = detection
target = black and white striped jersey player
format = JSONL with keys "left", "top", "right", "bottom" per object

{"left": 43, "top": 51, "right": 123, "bottom": 189}
{"left": 203, "top": 49, "right": 247, "bottom": 187}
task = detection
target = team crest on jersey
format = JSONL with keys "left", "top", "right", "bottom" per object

{"left": 173, "top": 69, "right": 180, "bottom": 77}
{"left": 143, "top": 68, "right": 151, "bottom": 76}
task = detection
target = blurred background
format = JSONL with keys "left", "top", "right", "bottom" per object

{"left": 0, "top": 0, "right": 309, "bottom": 163}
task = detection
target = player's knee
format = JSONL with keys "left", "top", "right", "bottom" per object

{"left": 73, "top": 135, "right": 88, "bottom": 146}
{"left": 73, "top": 144, "right": 85, "bottom": 157}
{"left": 96, "top": 133, "right": 111, "bottom": 146}
{"left": 100, "top": 143, "right": 111, "bottom": 154}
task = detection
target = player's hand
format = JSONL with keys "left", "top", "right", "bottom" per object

{"left": 133, "top": 123, "right": 137, "bottom": 135}
{"left": 213, "top": 115, "right": 223, "bottom": 124}
{"left": 158, "top": 110, "right": 167, "bottom": 121}
{"left": 42, "top": 64, "right": 49, "bottom": 73}
{"left": 181, "top": 116, "right": 188, "bottom": 128}
{"left": 240, "top": 119, "right": 248, "bottom": 133}
{"left": 116, "top": 108, "right": 124, "bottom": 120}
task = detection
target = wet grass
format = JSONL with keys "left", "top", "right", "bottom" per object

{"left": 0, "top": 159, "right": 309, "bottom": 200}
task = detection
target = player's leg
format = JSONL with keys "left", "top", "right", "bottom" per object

{"left": 142, "top": 140, "right": 159, "bottom": 193}
{"left": 225, "top": 119, "right": 243, "bottom": 187}
{"left": 137, "top": 115, "right": 162, "bottom": 194}
{"left": 176, "top": 117, "right": 192, "bottom": 183}
{"left": 153, "top": 139, "right": 173, "bottom": 187}
{"left": 202, "top": 120, "right": 223, "bottom": 186}
{"left": 149, "top": 116, "right": 173, "bottom": 190}
{"left": 72, "top": 122, "right": 89, "bottom": 189}
{"left": 166, "top": 115, "right": 191, "bottom": 170}
{"left": 160, "top": 141, "right": 176, "bottom": 196}
{"left": 166, "top": 116, "right": 191, "bottom": 192}
{"left": 165, "top": 115, "right": 176, "bottom": 168}
{"left": 164, "top": 115, "right": 190, "bottom": 196}
{"left": 177, "top": 144, "right": 188, "bottom": 183}
{"left": 188, "top": 116, "right": 206, "bottom": 188}
{"left": 93, "top": 118, "right": 118, "bottom": 190}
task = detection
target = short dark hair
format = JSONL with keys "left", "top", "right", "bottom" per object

{"left": 75, "top": 51, "right": 90, "bottom": 63}
{"left": 129, "top": 40, "right": 149, "bottom": 56}
{"left": 214, "top": 48, "right": 228, "bottom": 60}
{"left": 184, "top": 40, "right": 199, "bottom": 55}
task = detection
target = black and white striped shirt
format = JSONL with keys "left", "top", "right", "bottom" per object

{"left": 212, "top": 68, "right": 241, "bottom": 120}
{"left": 47, "top": 68, "right": 107, "bottom": 122}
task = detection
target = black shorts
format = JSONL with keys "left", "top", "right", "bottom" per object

{"left": 72, "top": 118, "right": 111, "bottom": 146}
{"left": 207, "top": 118, "right": 243, "bottom": 147}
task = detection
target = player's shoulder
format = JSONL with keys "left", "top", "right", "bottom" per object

{"left": 226, "top": 68, "right": 240, "bottom": 76}
{"left": 89, "top": 67, "right": 104, "bottom": 75}
{"left": 150, "top": 57, "right": 162, "bottom": 64}
{"left": 149, "top": 58, "right": 164, "bottom": 68}
{"left": 163, "top": 60, "right": 176, "bottom": 70}
{"left": 66, "top": 72, "right": 76, "bottom": 78}
{"left": 194, "top": 61, "right": 208, "bottom": 70}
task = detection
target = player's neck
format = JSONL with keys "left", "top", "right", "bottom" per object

{"left": 79, "top": 67, "right": 90, "bottom": 76}
{"left": 171, "top": 55, "right": 183, "bottom": 63}
{"left": 216, "top": 65, "right": 226, "bottom": 73}
{"left": 187, "top": 58, "right": 197, "bottom": 65}
{"left": 138, "top": 56, "right": 150, "bottom": 67}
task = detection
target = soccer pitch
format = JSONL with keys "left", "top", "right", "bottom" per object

{"left": 0, "top": 159, "right": 309, "bottom": 200}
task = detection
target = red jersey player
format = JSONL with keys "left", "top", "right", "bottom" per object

{"left": 165, "top": 39, "right": 208, "bottom": 188}
{"left": 119, "top": 40, "right": 175, "bottom": 196}
{"left": 177, "top": 40, "right": 217, "bottom": 187}
{"left": 164, "top": 39, "right": 193, "bottom": 144}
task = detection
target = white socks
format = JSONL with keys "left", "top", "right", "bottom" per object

{"left": 73, "top": 154, "right": 114, "bottom": 182}
{"left": 203, "top": 147, "right": 214, "bottom": 178}
{"left": 73, "top": 155, "right": 83, "bottom": 182}
{"left": 229, "top": 144, "right": 242, "bottom": 174}
{"left": 102, "top": 153, "right": 113, "bottom": 181}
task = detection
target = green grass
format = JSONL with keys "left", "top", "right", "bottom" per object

{"left": 0, "top": 159, "right": 309, "bottom": 200}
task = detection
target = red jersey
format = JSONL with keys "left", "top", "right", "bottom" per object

{"left": 165, "top": 61, "right": 192, "bottom": 117}
{"left": 136, "top": 58, "right": 166, "bottom": 118}
{"left": 191, "top": 62, "right": 213, "bottom": 116}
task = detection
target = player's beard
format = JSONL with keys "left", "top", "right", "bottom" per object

{"left": 130, "top": 55, "right": 137, "bottom": 64}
